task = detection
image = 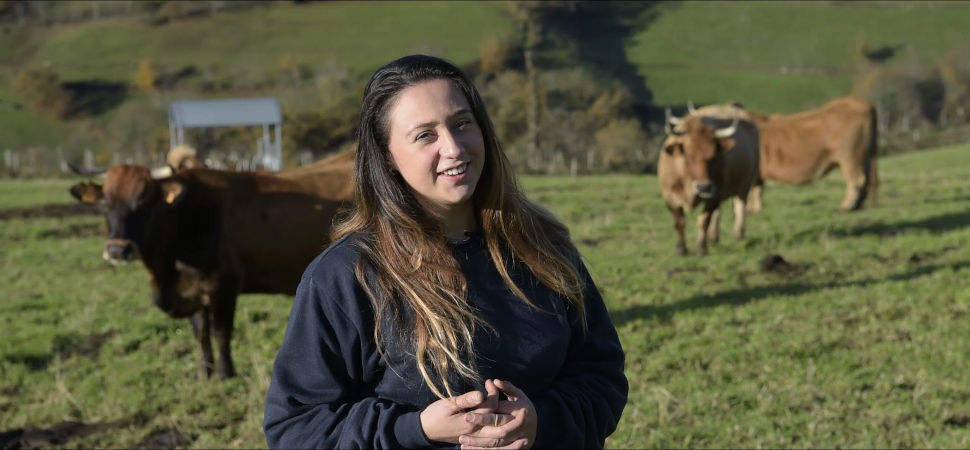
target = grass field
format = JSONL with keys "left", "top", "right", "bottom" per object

{"left": 2, "top": 143, "right": 969, "bottom": 448}
{"left": 627, "top": 1, "right": 970, "bottom": 112}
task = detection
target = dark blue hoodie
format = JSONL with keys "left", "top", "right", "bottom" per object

{"left": 263, "top": 232, "right": 627, "bottom": 449}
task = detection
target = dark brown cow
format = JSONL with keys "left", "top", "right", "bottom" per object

{"left": 659, "top": 113, "right": 760, "bottom": 255}
{"left": 69, "top": 152, "right": 353, "bottom": 379}
{"left": 689, "top": 97, "right": 879, "bottom": 211}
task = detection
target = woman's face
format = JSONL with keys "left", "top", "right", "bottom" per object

{"left": 386, "top": 78, "right": 485, "bottom": 220}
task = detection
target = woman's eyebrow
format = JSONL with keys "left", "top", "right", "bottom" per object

{"left": 405, "top": 109, "right": 473, "bottom": 137}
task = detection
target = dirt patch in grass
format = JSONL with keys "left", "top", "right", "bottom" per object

{"left": 0, "top": 420, "right": 119, "bottom": 449}
{"left": 133, "top": 428, "right": 194, "bottom": 449}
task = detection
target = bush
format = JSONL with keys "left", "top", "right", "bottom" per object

{"left": 936, "top": 40, "right": 970, "bottom": 126}
{"left": 12, "top": 64, "right": 72, "bottom": 119}
{"left": 133, "top": 59, "right": 158, "bottom": 92}
{"left": 478, "top": 66, "right": 649, "bottom": 174}
{"left": 595, "top": 118, "right": 652, "bottom": 172}
{"left": 276, "top": 53, "right": 312, "bottom": 87}
{"left": 480, "top": 34, "right": 518, "bottom": 75}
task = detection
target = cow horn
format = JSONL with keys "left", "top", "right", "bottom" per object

{"left": 67, "top": 161, "right": 106, "bottom": 177}
{"left": 665, "top": 108, "right": 685, "bottom": 136}
{"left": 714, "top": 115, "right": 739, "bottom": 138}
{"left": 150, "top": 166, "right": 174, "bottom": 179}
{"left": 687, "top": 100, "right": 697, "bottom": 115}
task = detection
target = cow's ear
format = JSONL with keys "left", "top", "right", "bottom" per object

{"left": 717, "top": 138, "right": 737, "bottom": 152}
{"left": 663, "top": 142, "right": 682, "bottom": 155}
{"left": 159, "top": 180, "right": 186, "bottom": 206}
{"left": 69, "top": 182, "right": 103, "bottom": 205}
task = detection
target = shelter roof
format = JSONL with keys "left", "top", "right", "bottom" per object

{"left": 169, "top": 97, "right": 282, "bottom": 128}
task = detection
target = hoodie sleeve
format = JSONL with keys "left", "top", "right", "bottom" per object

{"left": 531, "top": 261, "right": 628, "bottom": 448}
{"left": 263, "top": 271, "right": 431, "bottom": 449}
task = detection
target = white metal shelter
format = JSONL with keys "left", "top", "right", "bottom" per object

{"left": 169, "top": 97, "right": 284, "bottom": 170}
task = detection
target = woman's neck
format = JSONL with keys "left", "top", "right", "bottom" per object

{"left": 425, "top": 201, "right": 477, "bottom": 242}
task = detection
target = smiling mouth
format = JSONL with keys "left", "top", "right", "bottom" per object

{"left": 439, "top": 162, "right": 468, "bottom": 176}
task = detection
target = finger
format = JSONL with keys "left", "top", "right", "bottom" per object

{"left": 493, "top": 379, "right": 525, "bottom": 401}
{"left": 459, "top": 434, "right": 516, "bottom": 448}
{"left": 453, "top": 390, "right": 485, "bottom": 410}
{"left": 460, "top": 436, "right": 528, "bottom": 450}
{"left": 485, "top": 379, "right": 500, "bottom": 409}
{"left": 464, "top": 412, "right": 514, "bottom": 428}
{"left": 470, "top": 379, "right": 500, "bottom": 414}
{"left": 496, "top": 400, "right": 527, "bottom": 415}
{"left": 465, "top": 410, "right": 524, "bottom": 438}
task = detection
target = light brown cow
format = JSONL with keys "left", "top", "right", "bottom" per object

{"left": 68, "top": 150, "right": 354, "bottom": 379}
{"left": 689, "top": 97, "right": 879, "bottom": 211}
{"left": 659, "top": 112, "right": 760, "bottom": 255}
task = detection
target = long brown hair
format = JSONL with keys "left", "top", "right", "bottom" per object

{"left": 332, "top": 54, "right": 586, "bottom": 399}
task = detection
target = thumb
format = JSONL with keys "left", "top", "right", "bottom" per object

{"left": 453, "top": 389, "right": 485, "bottom": 410}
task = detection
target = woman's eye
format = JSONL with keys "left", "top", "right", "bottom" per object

{"left": 456, "top": 119, "right": 472, "bottom": 130}
{"left": 416, "top": 131, "right": 433, "bottom": 141}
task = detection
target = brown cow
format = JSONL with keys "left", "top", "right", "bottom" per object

{"left": 659, "top": 112, "right": 760, "bottom": 255}
{"left": 687, "top": 97, "right": 879, "bottom": 211}
{"left": 69, "top": 151, "right": 353, "bottom": 379}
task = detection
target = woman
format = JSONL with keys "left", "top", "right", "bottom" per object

{"left": 263, "top": 54, "right": 627, "bottom": 449}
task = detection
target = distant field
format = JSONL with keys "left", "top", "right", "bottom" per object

{"left": 2, "top": 144, "right": 969, "bottom": 448}
{"left": 627, "top": 1, "right": 970, "bottom": 112}
{"left": 31, "top": 1, "right": 513, "bottom": 82}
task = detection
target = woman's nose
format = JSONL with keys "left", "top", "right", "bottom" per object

{"left": 439, "top": 131, "right": 464, "bottom": 158}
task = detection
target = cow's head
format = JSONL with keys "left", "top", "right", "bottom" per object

{"left": 69, "top": 164, "right": 186, "bottom": 265}
{"left": 664, "top": 109, "right": 738, "bottom": 199}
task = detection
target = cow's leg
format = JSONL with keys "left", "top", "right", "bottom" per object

{"left": 838, "top": 162, "right": 868, "bottom": 211}
{"left": 696, "top": 205, "right": 716, "bottom": 256}
{"left": 189, "top": 309, "right": 214, "bottom": 380}
{"left": 746, "top": 179, "right": 764, "bottom": 214}
{"left": 707, "top": 208, "right": 720, "bottom": 245}
{"left": 211, "top": 292, "right": 238, "bottom": 379}
{"left": 732, "top": 197, "right": 746, "bottom": 240}
{"left": 668, "top": 205, "right": 688, "bottom": 256}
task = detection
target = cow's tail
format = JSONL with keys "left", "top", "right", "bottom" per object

{"left": 865, "top": 104, "right": 879, "bottom": 206}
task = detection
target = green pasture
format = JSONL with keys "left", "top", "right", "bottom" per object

{"left": 31, "top": 1, "right": 512, "bottom": 83}
{"left": 2, "top": 144, "right": 969, "bottom": 448}
{"left": 625, "top": 1, "right": 970, "bottom": 112}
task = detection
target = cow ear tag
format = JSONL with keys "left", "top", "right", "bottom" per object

{"left": 161, "top": 181, "right": 185, "bottom": 205}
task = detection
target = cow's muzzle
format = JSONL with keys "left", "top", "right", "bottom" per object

{"left": 694, "top": 182, "right": 716, "bottom": 199}
{"left": 103, "top": 239, "right": 140, "bottom": 264}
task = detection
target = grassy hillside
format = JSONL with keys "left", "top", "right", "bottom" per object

{"left": 627, "top": 1, "right": 970, "bottom": 112}
{"left": 0, "top": 1, "right": 514, "bottom": 151}
{"left": 31, "top": 2, "right": 512, "bottom": 83}
{"left": 2, "top": 141, "right": 969, "bottom": 447}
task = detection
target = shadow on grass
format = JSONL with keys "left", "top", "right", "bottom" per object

{"left": 612, "top": 260, "right": 970, "bottom": 327}
{"left": 831, "top": 210, "right": 970, "bottom": 238}
{"left": 0, "top": 413, "right": 151, "bottom": 449}
{"left": 541, "top": 2, "right": 667, "bottom": 120}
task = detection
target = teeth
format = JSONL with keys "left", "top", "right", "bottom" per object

{"left": 442, "top": 163, "right": 467, "bottom": 176}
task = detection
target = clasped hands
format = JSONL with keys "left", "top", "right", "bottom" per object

{"left": 419, "top": 379, "right": 537, "bottom": 449}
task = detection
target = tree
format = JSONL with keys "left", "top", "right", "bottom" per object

{"left": 12, "top": 64, "right": 71, "bottom": 119}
